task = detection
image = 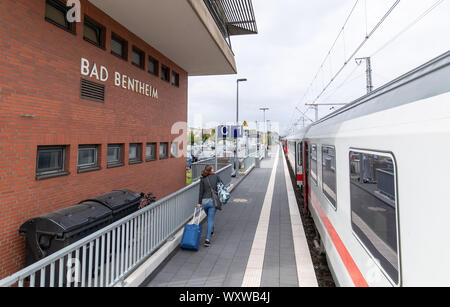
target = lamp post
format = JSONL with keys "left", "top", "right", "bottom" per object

{"left": 234, "top": 78, "right": 247, "bottom": 176}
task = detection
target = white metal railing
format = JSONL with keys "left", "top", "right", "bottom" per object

{"left": 243, "top": 155, "right": 256, "bottom": 172}
{"left": 191, "top": 157, "right": 230, "bottom": 181}
{"left": 0, "top": 165, "right": 233, "bottom": 287}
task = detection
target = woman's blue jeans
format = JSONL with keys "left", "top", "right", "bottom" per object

{"left": 201, "top": 198, "right": 216, "bottom": 241}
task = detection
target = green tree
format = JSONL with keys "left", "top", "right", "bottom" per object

{"left": 202, "top": 134, "right": 211, "bottom": 143}
{"left": 189, "top": 131, "right": 195, "bottom": 146}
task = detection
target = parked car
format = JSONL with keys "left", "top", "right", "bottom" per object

{"left": 198, "top": 150, "right": 215, "bottom": 160}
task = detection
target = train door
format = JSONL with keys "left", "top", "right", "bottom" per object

{"left": 296, "top": 141, "right": 303, "bottom": 187}
{"left": 303, "top": 141, "right": 309, "bottom": 213}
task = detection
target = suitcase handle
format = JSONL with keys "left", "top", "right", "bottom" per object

{"left": 191, "top": 207, "right": 202, "bottom": 225}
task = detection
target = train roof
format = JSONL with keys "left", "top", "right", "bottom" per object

{"left": 310, "top": 50, "right": 450, "bottom": 128}
{"left": 286, "top": 127, "right": 309, "bottom": 141}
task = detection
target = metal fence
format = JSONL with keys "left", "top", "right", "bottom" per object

{"left": 191, "top": 157, "right": 216, "bottom": 180}
{"left": 191, "top": 157, "right": 231, "bottom": 181}
{"left": 0, "top": 165, "right": 233, "bottom": 287}
{"left": 243, "top": 156, "right": 256, "bottom": 173}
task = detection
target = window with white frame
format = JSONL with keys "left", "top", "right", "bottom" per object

{"left": 36, "top": 145, "right": 68, "bottom": 179}
{"left": 322, "top": 145, "right": 336, "bottom": 209}
{"left": 146, "top": 143, "right": 157, "bottom": 161}
{"left": 349, "top": 150, "right": 399, "bottom": 285}
{"left": 107, "top": 144, "right": 123, "bottom": 168}
{"left": 171, "top": 142, "right": 179, "bottom": 158}
{"left": 310, "top": 144, "right": 318, "bottom": 184}
{"left": 129, "top": 143, "right": 142, "bottom": 164}
{"left": 78, "top": 145, "right": 99, "bottom": 172}
{"left": 159, "top": 143, "right": 168, "bottom": 159}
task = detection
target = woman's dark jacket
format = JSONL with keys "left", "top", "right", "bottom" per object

{"left": 198, "top": 174, "right": 222, "bottom": 203}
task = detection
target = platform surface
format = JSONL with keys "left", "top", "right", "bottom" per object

{"left": 146, "top": 146, "right": 317, "bottom": 287}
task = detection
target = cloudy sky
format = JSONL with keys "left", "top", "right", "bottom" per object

{"left": 188, "top": 0, "right": 450, "bottom": 135}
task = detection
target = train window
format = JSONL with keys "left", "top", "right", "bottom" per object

{"left": 349, "top": 150, "right": 399, "bottom": 285}
{"left": 310, "top": 144, "right": 318, "bottom": 185}
{"left": 322, "top": 145, "right": 337, "bottom": 209}
{"left": 297, "top": 143, "right": 302, "bottom": 167}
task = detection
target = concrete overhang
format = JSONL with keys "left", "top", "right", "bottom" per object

{"left": 89, "top": 0, "right": 237, "bottom": 76}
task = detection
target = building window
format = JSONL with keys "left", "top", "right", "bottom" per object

{"left": 107, "top": 144, "right": 123, "bottom": 168}
{"left": 36, "top": 146, "right": 68, "bottom": 179}
{"left": 132, "top": 47, "right": 145, "bottom": 69}
{"left": 45, "top": 0, "right": 75, "bottom": 33}
{"left": 171, "top": 71, "right": 179, "bottom": 87}
{"left": 171, "top": 142, "right": 178, "bottom": 158}
{"left": 111, "top": 33, "right": 127, "bottom": 60}
{"left": 129, "top": 143, "right": 142, "bottom": 164}
{"left": 146, "top": 143, "right": 157, "bottom": 161}
{"left": 159, "top": 143, "right": 168, "bottom": 159}
{"left": 322, "top": 145, "right": 336, "bottom": 209}
{"left": 310, "top": 144, "right": 318, "bottom": 185}
{"left": 78, "top": 145, "right": 100, "bottom": 172}
{"left": 83, "top": 16, "right": 105, "bottom": 48}
{"left": 148, "top": 56, "right": 159, "bottom": 76}
{"left": 349, "top": 150, "right": 399, "bottom": 285}
{"left": 161, "top": 65, "right": 170, "bottom": 82}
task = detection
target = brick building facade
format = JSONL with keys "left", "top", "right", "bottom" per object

{"left": 0, "top": 0, "right": 190, "bottom": 278}
{"left": 0, "top": 0, "right": 256, "bottom": 278}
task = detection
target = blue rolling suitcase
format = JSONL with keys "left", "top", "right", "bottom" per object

{"left": 180, "top": 208, "right": 202, "bottom": 251}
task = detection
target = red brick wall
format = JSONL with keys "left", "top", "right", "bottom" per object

{"left": 0, "top": 0, "right": 188, "bottom": 278}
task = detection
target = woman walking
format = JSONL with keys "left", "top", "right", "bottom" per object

{"left": 197, "top": 165, "right": 222, "bottom": 247}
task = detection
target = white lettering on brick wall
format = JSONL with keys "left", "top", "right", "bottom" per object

{"left": 81, "top": 58, "right": 158, "bottom": 100}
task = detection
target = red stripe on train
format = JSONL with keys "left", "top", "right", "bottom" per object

{"left": 308, "top": 188, "right": 368, "bottom": 287}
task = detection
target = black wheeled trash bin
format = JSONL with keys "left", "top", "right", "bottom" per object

{"left": 19, "top": 202, "right": 112, "bottom": 286}
{"left": 81, "top": 189, "right": 141, "bottom": 222}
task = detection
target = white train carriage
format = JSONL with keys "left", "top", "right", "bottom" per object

{"left": 285, "top": 129, "right": 308, "bottom": 190}
{"left": 288, "top": 50, "right": 450, "bottom": 286}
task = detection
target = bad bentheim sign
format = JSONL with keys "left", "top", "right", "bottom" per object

{"left": 80, "top": 58, "right": 158, "bottom": 100}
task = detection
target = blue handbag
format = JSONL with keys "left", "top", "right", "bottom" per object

{"left": 180, "top": 208, "right": 203, "bottom": 251}
{"left": 217, "top": 182, "right": 231, "bottom": 205}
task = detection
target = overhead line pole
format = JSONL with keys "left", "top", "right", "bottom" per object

{"left": 305, "top": 103, "right": 347, "bottom": 121}
{"left": 355, "top": 57, "right": 373, "bottom": 93}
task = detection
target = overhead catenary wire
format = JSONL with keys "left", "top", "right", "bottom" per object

{"left": 364, "top": 0, "right": 368, "bottom": 37}
{"left": 304, "top": 0, "right": 359, "bottom": 94}
{"left": 287, "top": 0, "right": 361, "bottom": 128}
{"left": 370, "top": 0, "right": 445, "bottom": 57}
{"left": 310, "top": 0, "right": 401, "bottom": 105}
{"left": 320, "top": 63, "right": 364, "bottom": 102}
{"left": 287, "top": 0, "right": 401, "bottom": 133}
{"left": 320, "top": 0, "right": 444, "bottom": 105}
{"left": 286, "top": 0, "right": 445, "bottom": 134}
